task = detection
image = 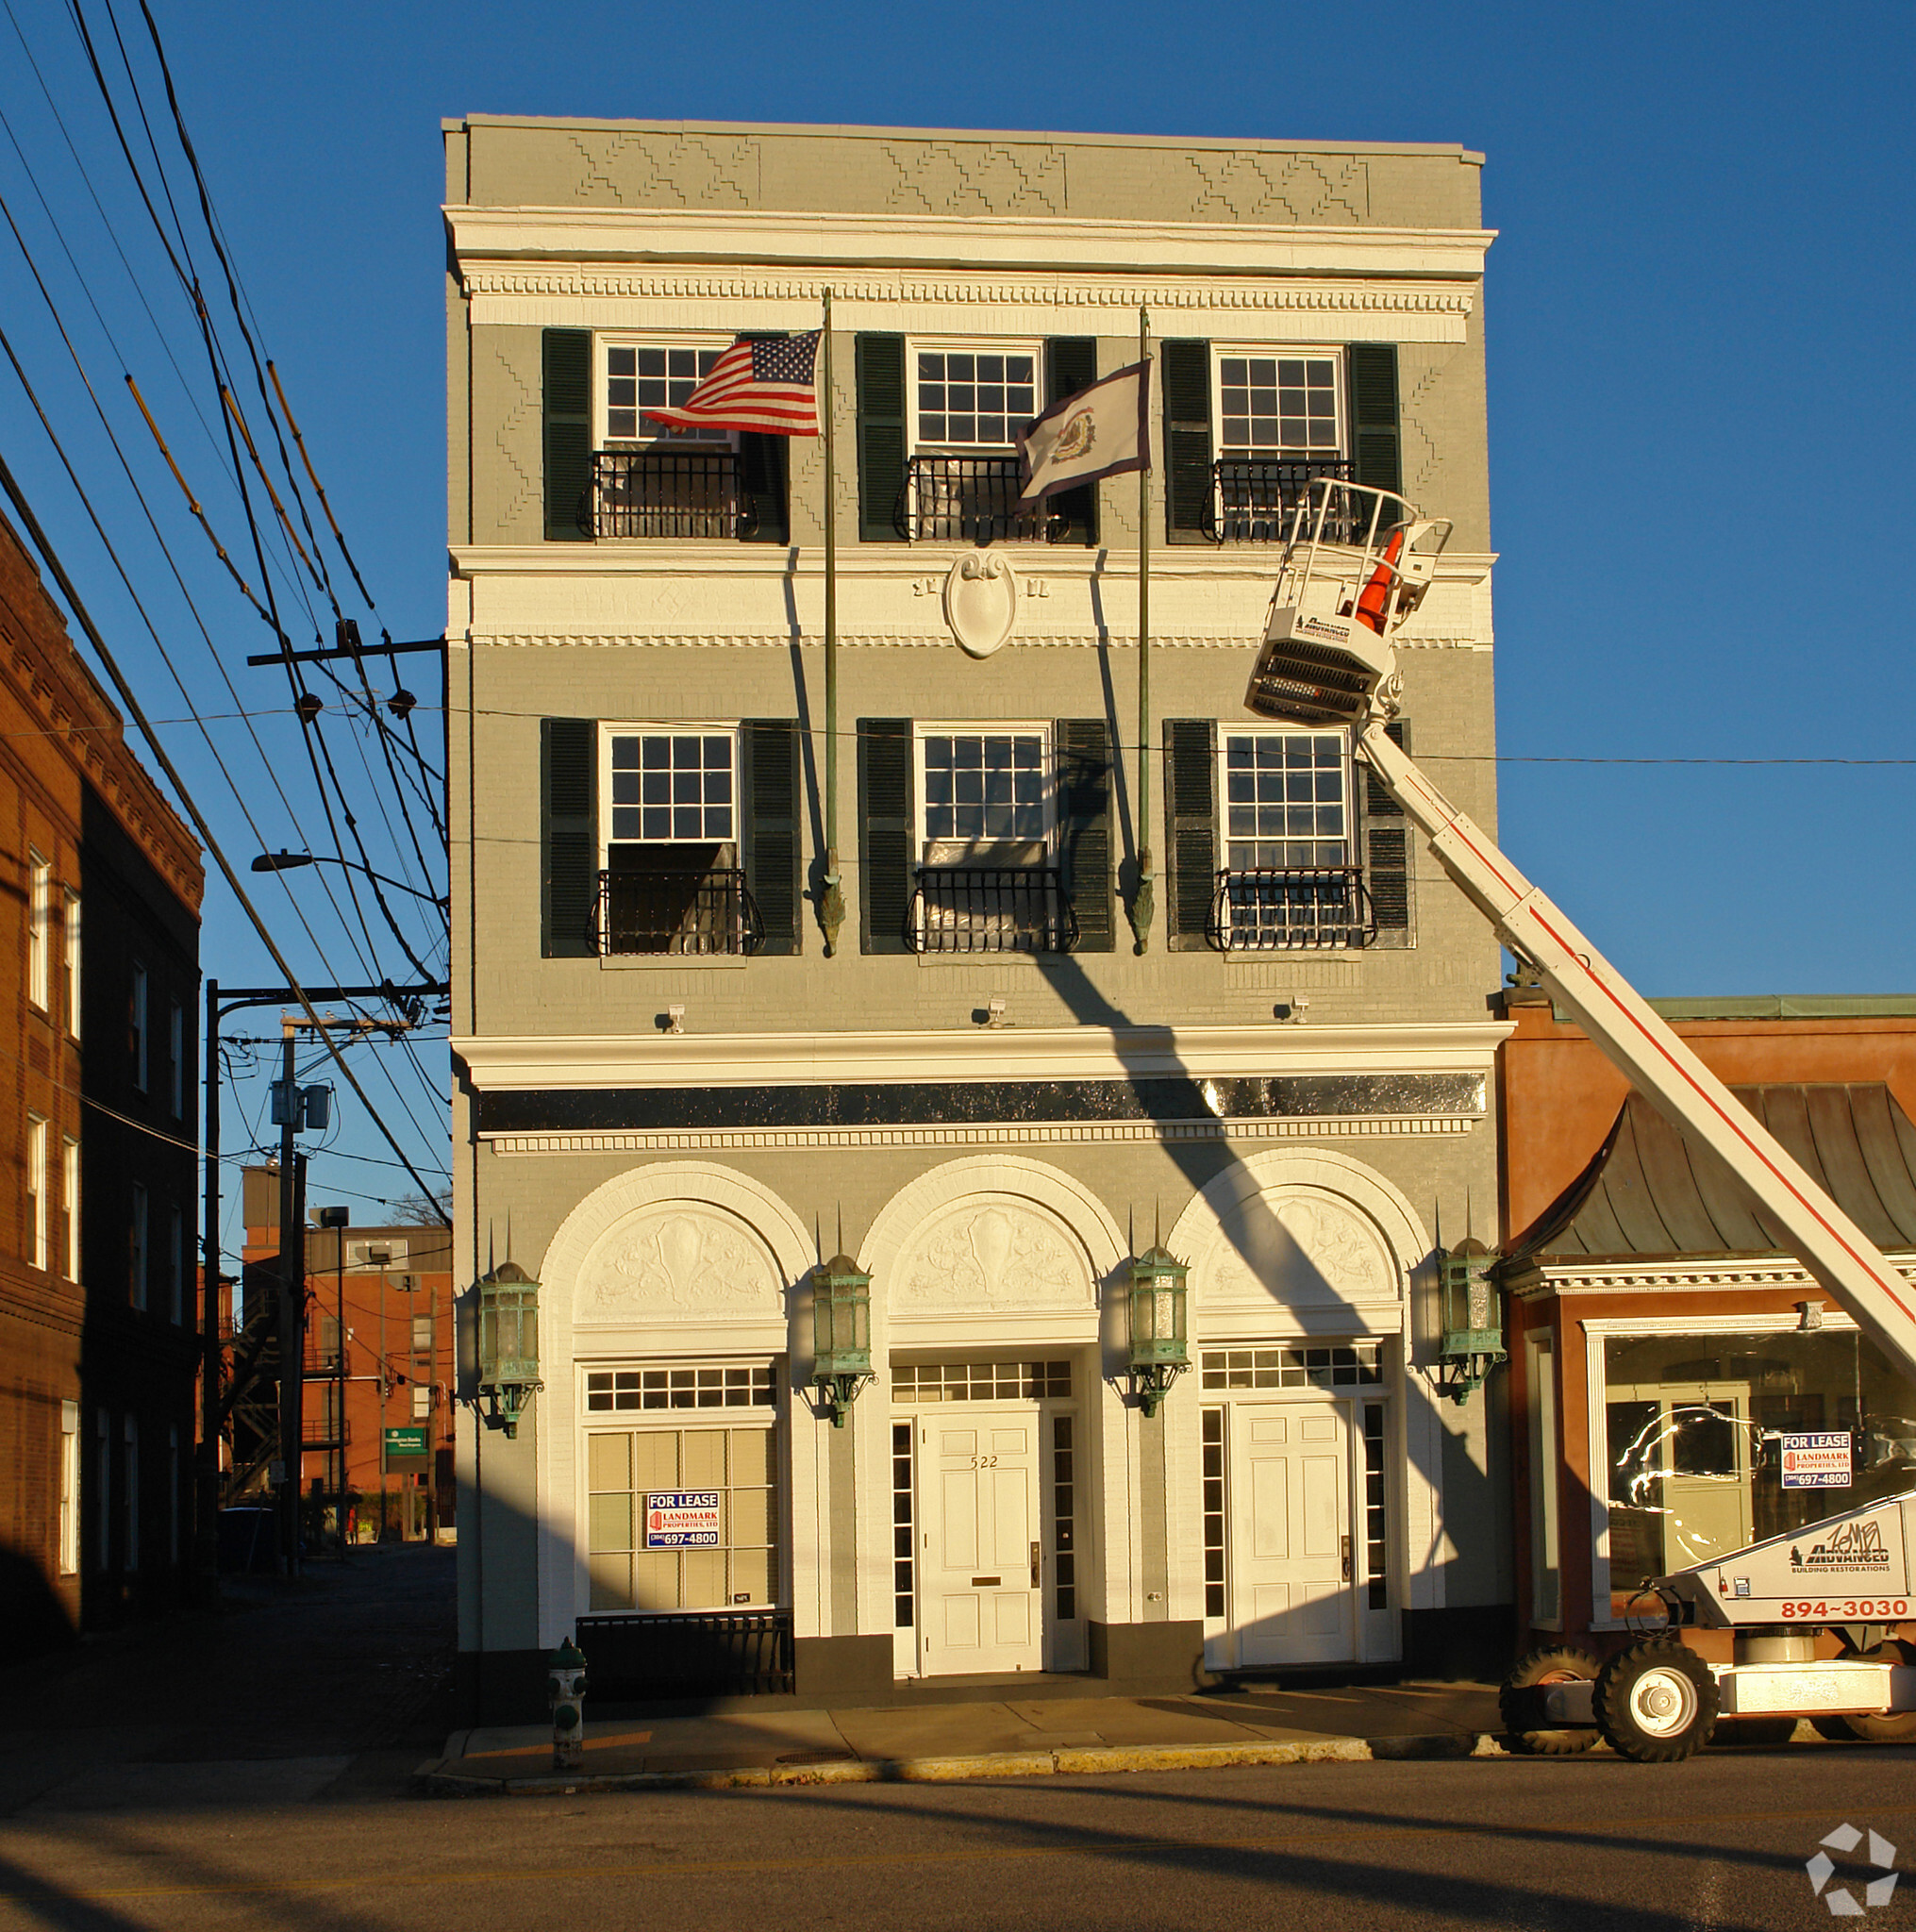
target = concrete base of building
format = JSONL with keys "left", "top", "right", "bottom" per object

{"left": 793, "top": 1634, "right": 892, "bottom": 1700}
{"left": 1088, "top": 1619, "right": 1207, "bottom": 1692}
{"left": 1402, "top": 1603, "right": 1516, "bottom": 1681}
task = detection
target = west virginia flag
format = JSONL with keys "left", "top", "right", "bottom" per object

{"left": 1016, "top": 359, "right": 1152, "bottom": 501}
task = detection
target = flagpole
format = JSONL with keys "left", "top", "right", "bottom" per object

{"left": 1127, "top": 305, "right": 1155, "bottom": 954}
{"left": 819, "top": 289, "right": 845, "bottom": 955}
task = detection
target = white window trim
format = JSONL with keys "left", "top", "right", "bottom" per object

{"left": 593, "top": 332, "right": 738, "bottom": 450}
{"left": 1216, "top": 725, "right": 1355, "bottom": 861}
{"left": 130, "top": 962, "right": 148, "bottom": 1092}
{"left": 1211, "top": 343, "right": 1346, "bottom": 458}
{"left": 58, "top": 1400, "right": 80, "bottom": 1575}
{"left": 912, "top": 721, "right": 1057, "bottom": 864}
{"left": 27, "top": 852, "right": 51, "bottom": 1011}
{"left": 62, "top": 1136, "right": 79, "bottom": 1280}
{"left": 908, "top": 338, "right": 1044, "bottom": 455}
{"left": 596, "top": 721, "right": 741, "bottom": 874}
{"left": 63, "top": 889, "right": 80, "bottom": 1040}
{"left": 26, "top": 1114, "right": 48, "bottom": 1271}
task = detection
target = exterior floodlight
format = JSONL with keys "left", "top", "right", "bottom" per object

{"left": 1126, "top": 1244, "right": 1190, "bottom": 1418}
{"left": 1243, "top": 479, "right": 1451, "bottom": 729}
{"left": 811, "top": 1255, "right": 873, "bottom": 1427}
{"left": 476, "top": 1260, "right": 542, "bottom": 1438}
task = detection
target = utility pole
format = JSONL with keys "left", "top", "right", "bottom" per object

{"left": 196, "top": 977, "right": 446, "bottom": 1597}
{"left": 275, "top": 1024, "right": 302, "bottom": 1575}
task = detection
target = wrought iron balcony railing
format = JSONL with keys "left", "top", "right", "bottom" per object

{"left": 1210, "top": 456, "right": 1353, "bottom": 542}
{"left": 596, "top": 868, "right": 763, "bottom": 958}
{"left": 591, "top": 450, "right": 757, "bottom": 541}
{"left": 908, "top": 866, "right": 1078, "bottom": 955}
{"left": 897, "top": 456, "right": 1074, "bottom": 544}
{"left": 1206, "top": 867, "right": 1376, "bottom": 951}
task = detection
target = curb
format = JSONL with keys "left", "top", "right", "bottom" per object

{"left": 415, "top": 1730, "right": 1504, "bottom": 1796}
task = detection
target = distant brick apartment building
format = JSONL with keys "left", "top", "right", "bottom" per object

{"left": 446, "top": 120, "right": 1508, "bottom": 1718}
{"left": 0, "top": 508, "right": 202, "bottom": 1649}
{"left": 239, "top": 1168, "right": 455, "bottom": 1540}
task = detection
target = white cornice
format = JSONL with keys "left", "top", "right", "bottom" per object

{"left": 453, "top": 1019, "right": 1510, "bottom": 1092}
{"left": 1506, "top": 1254, "right": 1916, "bottom": 1298}
{"left": 446, "top": 207, "right": 1493, "bottom": 282}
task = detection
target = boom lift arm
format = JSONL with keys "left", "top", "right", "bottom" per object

{"left": 1244, "top": 479, "right": 1916, "bottom": 1759}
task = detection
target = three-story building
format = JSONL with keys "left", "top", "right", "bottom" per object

{"left": 446, "top": 119, "right": 1509, "bottom": 1717}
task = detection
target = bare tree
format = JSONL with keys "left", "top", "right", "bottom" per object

{"left": 391, "top": 1186, "right": 454, "bottom": 1226}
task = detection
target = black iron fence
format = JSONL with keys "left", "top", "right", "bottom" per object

{"left": 597, "top": 869, "right": 762, "bottom": 958}
{"left": 1210, "top": 456, "right": 1354, "bottom": 541}
{"left": 591, "top": 450, "right": 754, "bottom": 540}
{"left": 1207, "top": 867, "right": 1376, "bottom": 951}
{"left": 897, "top": 455, "right": 1073, "bottom": 543}
{"left": 908, "top": 866, "right": 1077, "bottom": 954}
{"left": 578, "top": 1610, "right": 795, "bottom": 1700}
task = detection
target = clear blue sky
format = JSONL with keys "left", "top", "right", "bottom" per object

{"left": 2, "top": 0, "right": 1912, "bottom": 1241}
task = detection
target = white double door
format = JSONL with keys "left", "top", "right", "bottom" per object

{"left": 1227, "top": 1396, "right": 1357, "bottom": 1669}
{"left": 921, "top": 1409, "right": 1042, "bottom": 1674}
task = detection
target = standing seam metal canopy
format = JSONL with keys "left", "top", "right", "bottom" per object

{"left": 1508, "top": 1084, "right": 1916, "bottom": 1260}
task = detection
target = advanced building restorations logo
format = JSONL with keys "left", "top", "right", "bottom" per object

{"left": 1806, "top": 1824, "right": 1899, "bottom": 1916}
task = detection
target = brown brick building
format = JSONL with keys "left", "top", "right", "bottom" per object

{"left": 0, "top": 508, "right": 203, "bottom": 1649}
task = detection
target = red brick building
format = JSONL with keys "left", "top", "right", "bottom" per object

{"left": 0, "top": 509, "right": 203, "bottom": 1649}
{"left": 239, "top": 1168, "right": 454, "bottom": 1540}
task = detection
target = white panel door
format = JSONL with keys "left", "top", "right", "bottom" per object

{"left": 1230, "top": 1400, "right": 1356, "bottom": 1668}
{"left": 923, "top": 1414, "right": 1041, "bottom": 1674}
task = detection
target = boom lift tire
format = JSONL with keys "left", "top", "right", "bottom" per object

{"left": 1499, "top": 1646, "right": 1602, "bottom": 1755}
{"left": 1594, "top": 1640, "right": 1719, "bottom": 1762}
{"left": 1809, "top": 1639, "right": 1916, "bottom": 1742}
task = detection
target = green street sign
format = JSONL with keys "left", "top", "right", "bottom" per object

{"left": 383, "top": 1426, "right": 428, "bottom": 1456}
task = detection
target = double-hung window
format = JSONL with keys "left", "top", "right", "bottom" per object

{"left": 63, "top": 889, "right": 80, "bottom": 1038}
{"left": 910, "top": 726, "right": 1069, "bottom": 953}
{"left": 905, "top": 342, "right": 1045, "bottom": 543}
{"left": 1214, "top": 728, "right": 1365, "bottom": 950}
{"left": 1212, "top": 349, "right": 1346, "bottom": 541}
{"left": 130, "top": 963, "right": 148, "bottom": 1092}
{"left": 130, "top": 1183, "right": 148, "bottom": 1311}
{"left": 27, "top": 1114, "right": 48, "bottom": 1271}
{"left": 598, "top": 725, "right": 758, "bottom": 956}
{"left": 63, "top": 1136, "right": 79, "bottom": 1279}
{"left": 27, "top": 853, "right": 51, "bottom": 1010}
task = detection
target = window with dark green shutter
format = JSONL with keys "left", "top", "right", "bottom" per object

{"left": 741, "top": 721, "right": 803, "bottom": 955}
{"left": 856, "top": 335, "right": 908, "bottom": 542}
{"left": 1360, "top": 717, "right": 1413, "bottom": 947}
{"left": 858, "top": 719, "right": 913, "bottom": 952}
{"left": 1346, "top": 343, "right": 1402, "bottom": 498}
{"left": 1162, "top": 341, "right": 1213, "bottom": 542}
{"left": 1163, "top": 718, "right": 1219, "bottom": 949}
{"left": 541, "top": 719, "right": 597, "bottom": 956}
{"left": 1055, "top": 719, "right": 1113, "bottom": 951}
{"left": 542, "top": 330, "right": 592, "bottom": 541}
{"left": 1043, "top": 339, "right": 1099, "bottom": 545}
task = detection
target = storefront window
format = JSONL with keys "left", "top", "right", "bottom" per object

{"left": 1601, "top": 1327, "right": 1916, "bottom": 1616}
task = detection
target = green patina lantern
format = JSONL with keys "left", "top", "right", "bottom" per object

{"left": 476, "top": 1259, "right": 542, "bottom": 1438}
{"left": 1126, "top": 1243, "right": 1190, "bottom": 1418}
{"left": 1436, "top": 1237, "right": 1506, "bottom": 1405}
{"left": 811, "top": 1254, "right": 873, "bottom": 1428}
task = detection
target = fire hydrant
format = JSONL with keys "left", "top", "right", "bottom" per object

{"left": 547, "top": 1637, "right": 588, "bottom": 1770}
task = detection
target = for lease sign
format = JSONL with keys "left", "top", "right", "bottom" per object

{"left": 643, "top": 1491, "right": 722, "bottom": 1547}
{"left": 1779, "top": 1431, "right": 1852, "bottom": 1490}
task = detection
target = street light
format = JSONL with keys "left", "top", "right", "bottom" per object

{"left": 251, "top": 850, "right": 449, "bottom": 908}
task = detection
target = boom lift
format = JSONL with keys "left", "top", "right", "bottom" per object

{"left": 1244, "top": 479, "right": 1916, "bottom": 1761}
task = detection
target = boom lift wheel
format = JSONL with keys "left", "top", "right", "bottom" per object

{"left": 1809, "top": 1638, "right": 1916, "bottom": 1742}
{"left": 1594, "top": 1640, "right": 1719, "bottom": 1762}
{"left": 1499, "top": 1646, "right": 1602, "bottom": 1756}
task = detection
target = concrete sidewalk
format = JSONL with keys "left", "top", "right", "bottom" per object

{"left": 419, "top": 1681, "right": 1505, "bottom": 1794}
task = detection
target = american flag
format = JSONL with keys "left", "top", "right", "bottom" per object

{"left": 645, "top": 331, "right": 821, "bottom": 437}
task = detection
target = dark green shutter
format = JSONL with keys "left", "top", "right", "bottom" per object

{"left": 858, "top": 719, "right": 914, "bottom": 953}
{"left": 1163, "top": 718, "right": 1218, "bottom": 950}
{"left": 740, "top": 720, "right": 802, "bottom": 955}
{"left": 1162, "top": 340, "right": 1212, "bottom": 542}
{"left": 855, "top": 334, "right": 908, "bottom": 542}
{"left": 1361, "top": 717, "right": 1413, "bottom": 947}
{"left": 541, "top": 719, "right": 596, "bottom": 957}
{"left": 1347, "top": 343, "right": 1402, "bottom": 498}
{"left": 1043, "top": 339, "right": 1099, "bottom": 545}
{"left": 1055, "top": 718, "right": 1113, "bottom": 952}
{"left": 737, "top": 434, "right": 789, "bottom": 544}
{"left": 542, "top": 329, "right": 592, "bottom": 541}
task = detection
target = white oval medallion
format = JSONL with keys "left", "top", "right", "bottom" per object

{"left": 942, "top": 551, "right": 1018, "bottom": 659}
